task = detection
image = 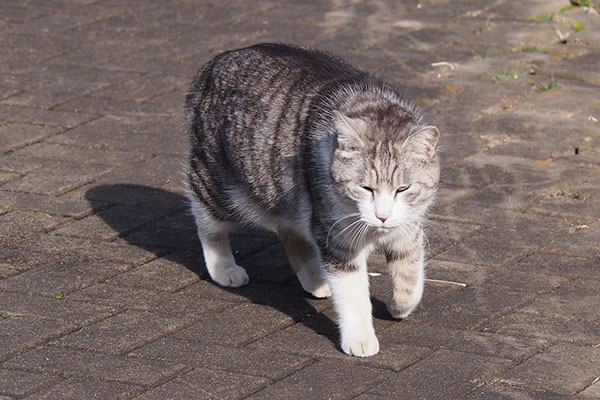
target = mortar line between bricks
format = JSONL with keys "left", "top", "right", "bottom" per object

{"left": 240, "top": 358, "right": 321, "bottom": 399}
{"left": 4, "top": 351, "right": 191, "bottom": 394}
{"left": 0, "top": 307, "right": 124, "bottom": 364}
{"left": 0, "top": 370, "right": 66, "bottom": 399}
{"left": 467, "top": 341, "right": 561, "bottom": 396}
{"left": 103, "top": 207, "right": 186, "bottom": 243}
{"left": 425, "top": 225, "right": 490, "bottom": 260}
{"left": 0, "top": 244, "right": 164, "bottom": 298}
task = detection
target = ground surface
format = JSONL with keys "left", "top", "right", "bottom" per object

{"left": 1, "top": 0, "right": 600, "bottom": 399}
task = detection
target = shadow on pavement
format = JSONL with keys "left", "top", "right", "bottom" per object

{"left": 86, "top": 184, "right": 342, "bottom": 348}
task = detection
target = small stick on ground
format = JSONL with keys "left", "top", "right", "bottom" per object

{"left": 426, "top": 278, "right": 467, "bottom": 287}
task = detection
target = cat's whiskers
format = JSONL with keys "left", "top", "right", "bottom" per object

{"left": 345, "top": 219, "right": 371, "bottom": 252}
{"left": 326, "top": 213, "right": 362, "bottom": 249}
{"left": 332, "top": 218, "right": 364, "bottom": 248}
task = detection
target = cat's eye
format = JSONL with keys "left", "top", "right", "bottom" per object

{"left": 396, "top": 185, "right": 411, "bottom": 194}
{"left": 361, "top": 186, "right": 374, "bottom": 195}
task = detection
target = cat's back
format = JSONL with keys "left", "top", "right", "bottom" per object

{"left": 186, "top": 44, "right": 365, "bottom": 220}
{"left": 190, "top": 43, "right": 360, "bottom": 96}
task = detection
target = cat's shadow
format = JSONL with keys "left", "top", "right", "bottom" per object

{"left": 86, "top": 184, "right": 392, "bottom": 350}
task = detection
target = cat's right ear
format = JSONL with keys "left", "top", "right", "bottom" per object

{"left": 403, "top": 125, "right": 440, "bottom": 158}
{"left": 334, "top": 112, "right": 366, "bottom": 152}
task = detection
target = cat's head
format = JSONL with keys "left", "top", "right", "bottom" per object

{"left": 331, "top": 111, "right": 440, "bottom": 232}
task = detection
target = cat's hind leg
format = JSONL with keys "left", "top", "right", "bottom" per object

{"left": 278, "top": 227, "right": 331, "bottom": 298}
{"left": 188, "top": 196, "right": 249, "bottom": 287}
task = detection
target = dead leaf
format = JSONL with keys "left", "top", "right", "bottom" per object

{"left": 444, "top": 86, "right": 458, "bottom": 92}
{"left": 535, "top": 159, "right": 553, "bottom": 165}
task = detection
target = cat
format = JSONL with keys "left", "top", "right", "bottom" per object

{"left": 185, "top": 43, "right": 440, "bottom": 357}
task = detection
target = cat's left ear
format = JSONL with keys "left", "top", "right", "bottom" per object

{"left": 335, "top": 112, "right": 366, "bottom": 151}
{"left": 403, "top": 126, "right": 440, "bottom": 158}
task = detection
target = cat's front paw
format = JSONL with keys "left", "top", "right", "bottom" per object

{"left": 386, "top": 295, "right": 417, "bottom": 319}
{"left": 210, "top": 264, "right": 249, "bottom": 287}
{"left": 340, "top": 330, "right": 380, "bottom": 357}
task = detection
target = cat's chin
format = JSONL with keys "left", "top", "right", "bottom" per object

{"left": 373, "top": 226, "right": 396, "bottom": 233}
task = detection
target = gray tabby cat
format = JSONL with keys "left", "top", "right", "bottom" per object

{"left": 185, "top": 43, "right": 440, "bottom": 357}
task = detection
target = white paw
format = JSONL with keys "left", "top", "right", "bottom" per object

{"left": 211, "top": 264, "right": 249, "bottom": 288}
{"left": 341, "top": 330, "right": 380, "bottom": 357}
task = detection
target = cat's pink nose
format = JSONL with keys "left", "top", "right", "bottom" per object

{"left": 377, "top": 215, "right": 388, "bottom": 223}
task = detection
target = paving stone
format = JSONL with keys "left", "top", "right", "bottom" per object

{"left": 0, "top": 170, "right": 20, "bottom": 187}
{"left": 248, "top": 311, "right": 431, "bottom": 372}
{"left": 51, "top": 310, "right": 191, "bottom": 355}
{"left": 485, "top": 312, "right": 600, "bottom": 346}
{"left": 129, "top": 336, "right": 311, "bottom": 380}
{"left": 0, "top": 123, "right": 59, "bottom": 153}
{"left": 91, "top": 74, "right": 188, "bottom": 102}
{"left": 464, "top": 383, "right": 568, "bottom": 399}
{"left": 426, "top": 258, "right": 567, "bottom": 293}
{"left": 545, "top": 221, "right": 600, "bottom": 259}
{"left": 0, "top": 153, "right": 43, "bottom": 174}
{"left": 52, "top": 204, "right": 175, "bottom": 240}
{"left": 0, "top": 316, "right": 72, "bottom": 362}
{"left": 432, "top": 200, "right": 572, "bottom": 236}
{"left": 92, "top": 155, "right": 184, "bottom": 189}
{"left": 425, "top": 219, "right": 483, "bottom": 256}
{"left": 0, "top": 78, "right": 111, "bottom": 109}
{"left": 366, "top": 350, "right": 512, "bottom": 399}
{"left": 380, "top": 320, "right": 548, "bottom": 362}
{"left": 179, "top": 279, "right": 331, "bottom": 315}
{"left": 410, "top": 285, "right": 533, "bottom": 330}
{"left": 0, "top": 234, "right": 161, "bottom": 274}
{"left": 48, "top": 40, "right": 155, "bottom": 68}
{"left": 48, "top": 114, "right": 153, "bottom": 147}
{"left": 82, "top": 183, "right": 188, "bottom": 211}
{"left": 532, "top": 185, "right": 600, "bottom": 220}
{"left": 0, "top": 369, "right": 62, "bottom": 398}
{"left": 497, "top": 344, "right": 600, "bottom": 395}
{"left": 0, "top": 256, "right": 133, "bottom": 297}
{"left": 13, "top": 141, "right": 144, "bottom": 167}
{"left": 105, "top": 250, "right": 203, "bottom": 292}
{"left": 3, "top": 347, "right": 186, "bottom": 387}
{"left": 434, "top": 226, "right": 554, "bottom": 267}
{"left": 67, "top": 282, "right": 232, "bottom": 318}
{"left": 247, "top": 359, "right": 393, "bottom": 400}
{"left": 119, "top": 224, "right": 202, "bottom": 252}
{"left": 1, "top": 160, "right": 113, "bottom": 196}
{"left": 153, "top": 210, "right": 197, "bottom": 231}
{"left": 578, "top": 379, "right": 600, "bottom": 399}
{"left": 513, "top": 252, "right": 600, "bottom": 280}
{"left": 0, "top": 191, "right": 101, "bottom": 218}
{"left": 54, "top": 96, "right": 174, "bottom": 117}
{"left": 23, "top": 377, "right": 142, "bottom": 400}
{"left": 0, "top": 291, "right": 117, "bottom": 325}
{"left": 517, "top": 279, "right": 600, "bottom": 322}
{"left": 0, "top": 210, "right": 68, "bottom": 240}
{"left": 237, "top": 243, "right": 296, "bottom": 284}
{"left": 172, "top": 303, "right": 297, "bottom": 346}
{"left": 0, "top": 105, "right": 97, "bottom": 128}
{"left": 6, "top": 10, "right": 99, "bottom": 36}
{"left": 135, "top": 367, "right": 270, "bottom": 400}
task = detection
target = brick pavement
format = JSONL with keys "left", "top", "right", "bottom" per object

{"left": 1, "top": 0, "right": 600, "bottom": 398}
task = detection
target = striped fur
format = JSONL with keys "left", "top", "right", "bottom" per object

{"left": 185, "top": 43, "right": 440, "bottom": 356}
